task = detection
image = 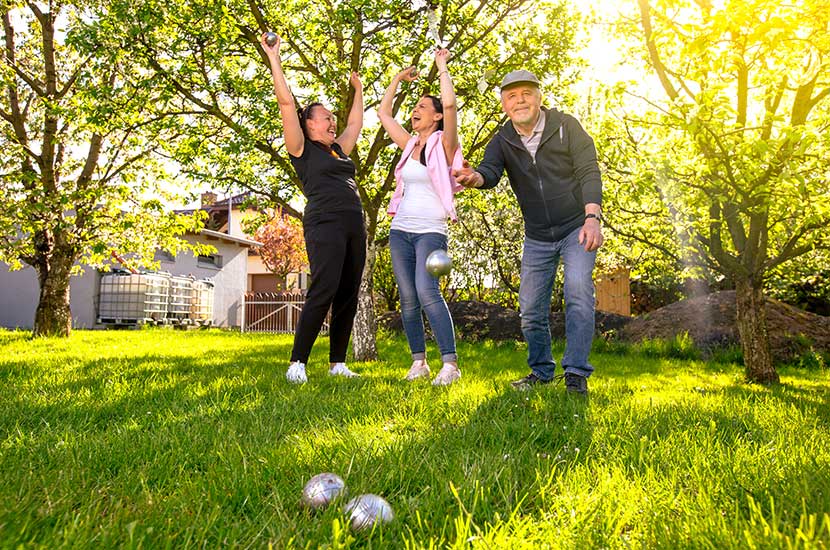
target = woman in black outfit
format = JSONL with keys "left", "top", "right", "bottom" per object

{"left": 261, "top": 33, "right": 366, "bottom": 384}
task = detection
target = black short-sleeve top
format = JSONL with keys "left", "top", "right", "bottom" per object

{"left": 289, "top": 139, "right": 363, "bottom": 223}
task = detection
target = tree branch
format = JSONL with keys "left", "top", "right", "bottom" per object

{"left": 56, "top": 53, "right": 95, "bottom": 99}
{"left": 2, "top": 8, "right": 35, "bottom": 162}
{"left": 637, "top": 0, "right": 679, "bottom": 101}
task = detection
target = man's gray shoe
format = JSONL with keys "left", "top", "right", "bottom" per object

{"left": 564, "top": 373, "right": 588, "bottom": 395}
{"left": 511, "top": 373, "right": 553, "bottom": 389}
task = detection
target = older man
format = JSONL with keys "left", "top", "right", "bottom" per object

{"left": 454, "top": 70, "right": 603, "bottom": 394}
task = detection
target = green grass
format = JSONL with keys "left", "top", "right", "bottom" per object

{"left": 0, "top": 329, "right": 828, "bottom": 549}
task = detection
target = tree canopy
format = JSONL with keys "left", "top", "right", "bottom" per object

{"left": 0, "top": 2, "right": 207, "bottom": 336}
{"left": 252, "top": 209, "right": 307, "bottom": 288}
{"left": 603, "top": 0, "right": 830, "bottom": 382}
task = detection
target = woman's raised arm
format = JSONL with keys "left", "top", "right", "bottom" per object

{"left": 261, "top": 33, "right": 304, "bottom": 157}
{"left": 334, "top": 72, "right": 364, "bottom": 155}
{"left": 435, "top": 49, "right": 458, "bottom": 162}
{"left": 379, "top": 67, "right": 418, "bottom": 150}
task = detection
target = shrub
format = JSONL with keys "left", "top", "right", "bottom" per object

{"left": 634, "top": 333, "right": 701, "bottom": 360}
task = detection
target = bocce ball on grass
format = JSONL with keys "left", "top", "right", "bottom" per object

{"left": 344, "top": 494, "right": 394, "bottom": 531}
{"left": 301, "top": 473, "right": 347, "bottom": 509}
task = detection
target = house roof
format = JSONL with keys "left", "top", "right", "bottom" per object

{"left": 176, "top": 192, "right": 255, "bottom": 216}
{"left": 209, "top": 192, "right": 254, "bottom": 210}
{"left": 197, "top": 229, "right": 261, "bottom": 248}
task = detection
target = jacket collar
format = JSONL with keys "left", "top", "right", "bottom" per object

{"left": 499, "top": 106, "right": 563, "bottom": 150}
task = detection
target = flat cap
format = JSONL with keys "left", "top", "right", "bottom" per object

{"left": 500, "top": 69, "right": 541, "bottom": 90}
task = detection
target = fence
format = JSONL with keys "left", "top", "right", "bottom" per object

{"left": 242, "top": 271, "right": 630, "bottom": 334}
{"left": 242, "top": 291, "right": 329, "bottom": 334}
{"left": 595, "top": 268, "right": 631, "bottom": 316}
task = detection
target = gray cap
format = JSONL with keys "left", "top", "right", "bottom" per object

{"left": 499, "top": 69, "right": 541, "bottom": 91}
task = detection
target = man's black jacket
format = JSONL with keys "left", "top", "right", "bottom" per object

{"left": 477, "top": 107, "right": 603, "bottom": 242}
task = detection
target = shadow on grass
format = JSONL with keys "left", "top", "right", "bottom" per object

{"left": 0, "top": 337, "right": 428, "bottom": 504}
{"left": 719, "top": 379, "right": 830, "bottom": 423}
{"left": 283, "top": 381, "right": 595, "bottom": 547}
{"left": 3, "top": 331, "right": 828, "bottom": 547}
{"left": 3, "top": 349, "right": 413, "bottom": 436}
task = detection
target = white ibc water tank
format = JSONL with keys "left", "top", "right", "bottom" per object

{"left": 190, "top": 279, "right": 215, "bottom": 325}
{"left": 98, "top": 272, "right": 170, "bottom": 323}
{"left": 168, "top": 275, "right": 194, "bottom": 323}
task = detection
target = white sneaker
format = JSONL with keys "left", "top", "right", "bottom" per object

{"left": 286, "top": 361, "right": 307, "bottom": 384}
{"left": 329, "top": 362, "right": 360, "bottom": 378}
{"left": 432, "top": 363, "right": 461, "bottom": 386}
{"left": 405, "top": 361, "right": 431, "bottom": 381}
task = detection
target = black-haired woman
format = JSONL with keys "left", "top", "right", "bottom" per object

{"left": 379, "top": 48, "right": 464, "bottom": 386}
{"left": 262, "top": 33, "right": 365, "bottom": 384}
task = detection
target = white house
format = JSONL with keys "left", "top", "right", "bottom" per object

{"left": 154, "top": 229, "right": 261, "bottom": 327}
{"left": 0, "top": 228, "right": 260, "bottom": 330}
{"left": 188, "top": 192, "right": 308, "bottom": 293}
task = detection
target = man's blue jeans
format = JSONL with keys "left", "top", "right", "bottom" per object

{"left": 519, "top": 228, "right": 596, "bottom": 380}
{"left": 389, "top": 230, "right": 457, "bottom": 362}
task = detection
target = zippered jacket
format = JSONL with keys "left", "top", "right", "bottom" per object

{"left": 477, "top": 107, "right": 602, "bottom": 242}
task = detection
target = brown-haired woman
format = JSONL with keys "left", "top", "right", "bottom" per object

{"left": 261, "top": 33, "right": 365, "bottom": 384}
{"left": 378, "top": 48, "right": 464, "bottom": 386}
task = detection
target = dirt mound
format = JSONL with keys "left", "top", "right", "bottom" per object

{"left": 378, "top": 300, "right": 631, "bottom": 342}
{"left": 378, "top": 301, "right": 521, "bottom": 341}
{"left": 377, "top": 293, "right": 830, "bottom": 364}
{"left": 621, "top": 291, "right": 830, "bottom": 363}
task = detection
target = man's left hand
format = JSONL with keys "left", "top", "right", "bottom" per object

{"left": 578, "top": 220, "right": 603, "bottom": 252}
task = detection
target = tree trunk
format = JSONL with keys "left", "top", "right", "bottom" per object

{"left": 352, "top": 237, "right": 378, "bottom": 361}
{"left": 32, "top": 239, "right": 75, "bottom": 337}
{"left": 735, "top": 279, "right": 779, "bottom": 384}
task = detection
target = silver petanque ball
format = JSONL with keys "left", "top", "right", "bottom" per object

{"left": 425, "top": 249, "right": 452, "bottom": 278}
{"left": 264, "top": 32, "right": 279, "bottom": 47}
{"left": 301, "top": 473, "right": 346, "bottom": 510}
{"left": 344, "top": 494, "right": 394, "bottom": 531}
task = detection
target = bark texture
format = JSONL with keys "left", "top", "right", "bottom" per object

{"left": 735, "top": 279, "right": 779, "bottom": 384}
{"left": 352, "top": 239, "right": 378, "bottom": 361}
{"left": 32, "top": 231, "right": 75, "bottom": 337}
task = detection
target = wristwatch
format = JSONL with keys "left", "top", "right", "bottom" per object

{"left": 585, "top": 213, "right": 602, "bottom": 223}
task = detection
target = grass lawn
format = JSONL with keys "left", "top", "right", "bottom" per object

{"left": 0, "top": 329, "right": 828, "bottom": 549}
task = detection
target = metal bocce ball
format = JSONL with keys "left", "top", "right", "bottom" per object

{"left": 344, "top": 494, "right": 394, "bottom": 531}
{"left": 264, "top": 32, "right": 279, "bottom": 47}
{"left": 425, "top": 249, "right": 452, "bottom": 278}
{"left": 301, "top": 473, "right": 347, "bottom": 510}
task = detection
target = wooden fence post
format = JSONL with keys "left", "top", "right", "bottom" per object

{"left": 595, "top": 268, "right": 631, "bottom": 316}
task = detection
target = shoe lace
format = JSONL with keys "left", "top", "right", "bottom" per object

{"left": 560, "top": 374, "right": 587, "bottom": 390}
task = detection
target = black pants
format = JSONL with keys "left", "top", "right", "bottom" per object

{"left": 291, "top": 211, "right": 366, "bottom": 363}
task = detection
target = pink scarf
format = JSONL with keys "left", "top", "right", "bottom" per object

{"left": 388, "top": 131, "right": 465, "bottom": 221}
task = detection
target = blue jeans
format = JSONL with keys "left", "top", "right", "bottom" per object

{"left": 389, "top": 230, "right": 457, "bottom": 362}
{"left": 519, "top": 228, "right": 596, "bottom": 380}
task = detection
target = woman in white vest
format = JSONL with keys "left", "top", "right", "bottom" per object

{"left": 379, "top": 48, "right": 465, "bottom": 386}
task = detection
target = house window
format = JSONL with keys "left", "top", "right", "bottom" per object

{"left": 198, "top": 254, "right": 223, "bottom": 268}
{"left": 155, "top": 250, "right": 175, "bottom": 263}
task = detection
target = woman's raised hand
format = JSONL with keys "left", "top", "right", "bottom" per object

{"left": 434, "top": 48, "right": 450, "bottom": 70}
{"left": 349, "top": 72, "right": 363, "bottom": 93}
{"left": 397, "top": 66, "right": 419, "bottom": 82}
{"left": 260, "top": 32, "right": 281, "bottom": 56}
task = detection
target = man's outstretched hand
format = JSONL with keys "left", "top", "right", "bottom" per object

{"left": 453, "top": 161, "right": 482, "bottom": 188}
